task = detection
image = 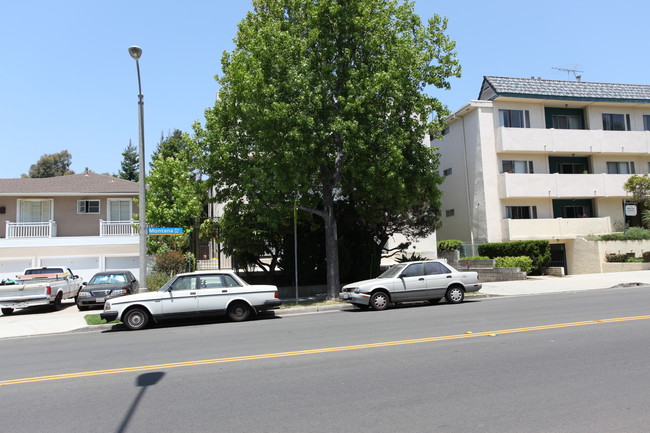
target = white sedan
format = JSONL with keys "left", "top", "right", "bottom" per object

{"left": 101, "top": 270, "right": 281, "bottom": 330}
{"left": 339, "top": 260, "right": 481, "bottom": 310}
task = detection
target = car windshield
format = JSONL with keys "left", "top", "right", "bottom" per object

{"left": 378, "top": 264, "right": 408, "bottom": 278}
{"left": 89, "top": 274, "right": 127, "bottom": 285}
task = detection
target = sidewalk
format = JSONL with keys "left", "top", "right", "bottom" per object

{"left": 1, "top": 271, "right": 649, "bottom": 339}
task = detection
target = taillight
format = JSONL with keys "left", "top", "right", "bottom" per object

{"left": 46, "top": 286, "right": 52, "bottom": 295}
{"left": 274, "top": 291, "right": 279, "bottom": 299}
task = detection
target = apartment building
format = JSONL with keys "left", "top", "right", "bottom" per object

{"left": 434, "top": 76, "right": 650, "bottom": 272}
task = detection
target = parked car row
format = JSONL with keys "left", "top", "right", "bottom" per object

{"left": 2, "top": 260, "right": 482, "bottom": 331}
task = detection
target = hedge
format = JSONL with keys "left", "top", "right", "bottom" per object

{"left": 495, "top": 256, "right": 533, "bottom": 274}
{"left": 478, "top": 240, "right": 550, "bottom": 275}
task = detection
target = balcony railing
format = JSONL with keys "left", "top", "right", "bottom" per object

{"left": 6, "top": 221, "right": 57, "bottom": 238}
{"left": 496, "top": 127, "right": 650, "bottom": 154}
{"left": 499, "top": 173, "right": 631, "bottom": 198}
{"left": 503, "top": 217, "right": 612, "bottom": 241}
{"left": 100, "top": 220, "right": 138, "bottom": 236}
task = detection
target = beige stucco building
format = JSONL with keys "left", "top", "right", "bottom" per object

{"left": 0, "top": 173, "right": 140, "bottom": 281}
{"left": 434, "top": 76, "right": 650, "bottom": 273}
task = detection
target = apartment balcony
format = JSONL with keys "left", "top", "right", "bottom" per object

{"left": 503, "top": 216, "right": 612, "bottom": 241}
{"left": 6, "top": 221, "right": 57, "bottom": 238}
{"left": 99, "top": 220, "right": 138, "bottom": 236}
{"left": 496, "top": 127, "right": 650, "bottom": 154}
{"left": 4, "top": 220, "right": 138, "bottom": 239}
{"left": 499, "top": 173, "right": 631, "bottom": 198}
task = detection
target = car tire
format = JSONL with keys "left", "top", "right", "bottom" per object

{"left": 123, "top": 308, "right": 149, "bottom": 330}
{"left": 227, "top": 301, "right": 251, "bottom": 322}
{"left": 51, "top": 292, "right": 63, "bottom": 311}
{"left": 445, "top": 286, "right": 465, "bottom": 304}
{"left": 428, "top": 298, "right": 442, "bottom": 304}
{"left": 1, "top": 307, "right": 14, "bottom": 316}
{"left": 369, "top": 291, "right": 390, "bottom": 311}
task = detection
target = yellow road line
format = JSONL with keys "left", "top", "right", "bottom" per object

{"left": 2, "top": 314, "right": 649, "bottom": 387}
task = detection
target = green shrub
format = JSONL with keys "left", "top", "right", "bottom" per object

{"left": 495, "top": 256, "right": 533, "bottom": 274}
{"left": 478, "top": 240, "right": 550, "bottom": 275}
{"left": 598, "top": 227, "right": 650, "bottom": 241}
{"left": 437, "top": 240, "right": 464, "bottom": 251}
{"left": 460, "top": 256, "right": 490, "bottom": 261}
{"left": 146, "top": 272, "right": 171, "bottom": 291}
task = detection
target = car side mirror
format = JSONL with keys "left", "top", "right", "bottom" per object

{"left": 83, "top": 282, "right": 87, "bottom": 286}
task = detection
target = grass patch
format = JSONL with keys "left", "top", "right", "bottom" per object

{"left": 84, "top": 314, "right": 120, "bottom": 326}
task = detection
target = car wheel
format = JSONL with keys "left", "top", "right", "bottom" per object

{"left": 123, "top": 308, "right": 149, "bottom": 330}
{"left": 428, "top": 298, "right": 442, "bottom": 304}
{"left": 445, "top": 286, "right": 465, "bottom": 304}
{"left": 227, "top": 302, "right": 251, "bottom": 322}
{"left": 369, "top": 291, "right": 390, "bottom": 311}
{"left": 1, "top": 307, "right": 14, "bottom": 316}
{"left": 51, "top": 292, "right": 63, "bottom": 311}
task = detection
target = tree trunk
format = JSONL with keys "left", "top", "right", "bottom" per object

{"left": 321, "top": 176, "right": 341, "bottom": 300}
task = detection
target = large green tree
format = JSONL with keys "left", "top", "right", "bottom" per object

{"left": 26, "top": 150, "right": 75, "bottom": 178}
{"left": 117, "top": 140, "right": 139, "bottom": 182}
{"left": 202, "top": 0, "right": 460, "bottom": 298}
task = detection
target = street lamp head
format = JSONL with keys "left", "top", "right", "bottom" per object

{"left": 128, "top": 46, "right": 142, "bottom": 60}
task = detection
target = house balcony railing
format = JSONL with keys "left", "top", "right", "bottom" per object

{"left": 502, "top": 216, "right": 612, "bottom": 241}
{"left": 496, "top": 127, "right": 650, "bottom": 154}
{"left": 499, "top": 173, "right": 631, "bottom": 198}
{"left": 100, "top": 220, "right": 138, "bottom": 236}
{"left": 6, "top": 221, "right": 57, "bottom": 238}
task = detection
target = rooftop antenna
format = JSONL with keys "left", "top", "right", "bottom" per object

{"left": 553, "top": 66, "right": 584, "bottom": 81}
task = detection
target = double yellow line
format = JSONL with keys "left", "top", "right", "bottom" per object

{"left": 2, "top": 314, "right": 649, "bottom": 387}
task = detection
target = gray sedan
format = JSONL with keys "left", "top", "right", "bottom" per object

{"left": 340, "top": 260, "right": 481, "bottom": 310}
{"left": 77, "top": 270, "right": 138, "bottom": 310}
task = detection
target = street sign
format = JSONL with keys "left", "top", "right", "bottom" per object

{"left": 148, "top": 227, "right": 184, "bottom": 236}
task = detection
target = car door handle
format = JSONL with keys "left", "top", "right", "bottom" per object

{"left": 446, "top": 276, "right": 452, "bottom": 278}
{"left": 222, "top": 290, "right": 228, "bottom": 293}
{"left": 419, "top": 278, "right": 424, "bottom": 281}
{"left": 190, "top": 292, "right": 197, "bottom": 295}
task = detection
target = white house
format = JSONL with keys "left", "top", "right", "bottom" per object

{"left": 433, "top": 76, "right": 650, "bottom": 273}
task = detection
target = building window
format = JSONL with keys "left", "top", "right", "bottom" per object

{"left": 505, "top": 206, "right": 537, "bottom": 219}
{"left": 18, "top": 199, "right": 53, "bottom": 222}
{"left": 77, "top": 200, "right": 100, "bottom": 214}
{"left": 108, "top": 199, "right": 132, "bottom": 221}
{"left": 552, "top": 114, "right": 583, "bottom": 129}
{"left": 499, "top": 109, "right": 530, "bottom": 128}
{"left": 644, "top": 115, "right": 650, "bottom": 131}
{"left": 502, "top": 160, "right": 534, "bottom": 174}
{"left": 602, "top": 113, "right": 630, "bottom": 131}
{"left": 607, "top": 162, "right": 635, "bottom": 174}
{"left": 445, "top": 209, "right": 455, "bottom": 217}
{"left": 443, "top": 168, "right": 453, "bottom": 176}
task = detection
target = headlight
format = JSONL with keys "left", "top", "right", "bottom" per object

{"left": 354, "top": 288, "right": 361, "bottom": 294}
{"left": 110, "top": 289, "right": 127, "bottom": 296}
{"left": 78, "top": 291, "right": 91, "bottom": 297}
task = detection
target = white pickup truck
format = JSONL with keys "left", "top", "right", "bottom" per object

{"left": 0, "top": 267, "right": 84, "bottom": 316}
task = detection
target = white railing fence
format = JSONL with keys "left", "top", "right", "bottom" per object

{"left": 100, "top": 220, "right": 138, "bottom": 236}
{"left": 6, "top": 221, "right": 57, "bottom": 238}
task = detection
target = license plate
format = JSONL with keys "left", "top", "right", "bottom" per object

{"left": 95, "top": 297, "right": 105, "bottom": 303}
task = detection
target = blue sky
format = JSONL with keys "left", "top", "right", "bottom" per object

{"left": 1, "top": 0, "right": 648, "bottom": 179}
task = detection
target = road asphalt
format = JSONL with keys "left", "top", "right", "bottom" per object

{"left": 1, "top": 270, "right": 649, "bottom": 340}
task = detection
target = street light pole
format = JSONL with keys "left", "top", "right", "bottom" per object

{"left": 128, "top": 46, "right": 147, "bottom": 289}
